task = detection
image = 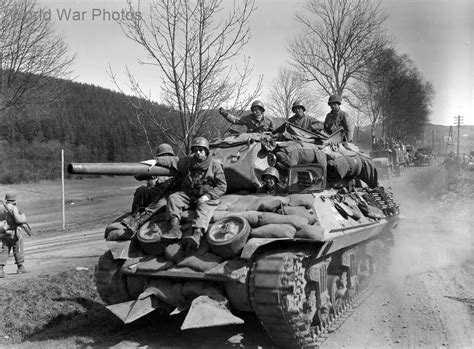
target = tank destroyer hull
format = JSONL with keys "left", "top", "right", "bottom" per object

{"left": 72, "top": 125, "right": 400, "bottom": 348}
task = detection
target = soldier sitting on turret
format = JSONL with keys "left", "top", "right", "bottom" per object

{"left": 324, "top": 95, "right": 354, "bottom": 142}
{"left": 155, "top": 137, "right": 227, "bottom": 251}
{"left": 287, "top": 100, "right": 324, "bottom": 133}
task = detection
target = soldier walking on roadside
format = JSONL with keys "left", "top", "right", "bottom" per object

{"left": 0, "top": 191, "right": 32, "bottom": 277}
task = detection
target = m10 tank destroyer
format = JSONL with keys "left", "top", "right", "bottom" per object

{"left": 68, "top": 123, "right": 400, "bottom": 348}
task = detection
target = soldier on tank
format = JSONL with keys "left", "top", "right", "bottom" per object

{"left": 155, "top": 137, "right": 227, "bottom": 250}
{"left": 287, "top": 100, "right": 324, "bottom": 133}
{"left": 0, "top": 192, "right": 31, "bottom": 277}
{"left": 131, "top": 143, "right": 176, "bottom": 216}
{"left": 218, "top": 100, "right": 274, "bottom": 133}
{"left": 124, "top": 143, "right": 177, "bottom": 232}
{"left": 257, "top": 167, "right": 285, "bottom": 194}
{"left": 323, "top": 95, "right": 354, "bottom": 142}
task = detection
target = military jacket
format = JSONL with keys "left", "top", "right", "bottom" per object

{"left": 223, "top": 112, "right": 274, "bottom": 133}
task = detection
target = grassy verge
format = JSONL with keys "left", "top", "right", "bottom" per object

{"left": 0, "top": 266, "right": 118, "bottom": 346}
{"left": 0, "top": 265, "right": 178, "bottom": 348}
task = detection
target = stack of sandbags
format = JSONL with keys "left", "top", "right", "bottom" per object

{"left": 211, "top": 193, "right": 324, "bottom": 241}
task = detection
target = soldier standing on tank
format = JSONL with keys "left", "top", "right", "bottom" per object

{"left": 323, "top": 95, "right": 354, "bottom": 142}
{"left": 257, "top": 167, "right": 285, "bottom": 194}
{"left": 155, "top": 137, "right": 227, "bottom": 250}
{"left": 288, "top": 100, "right": 324, "bottom": 133}
{"left": 0, "top": 192, "right": 30, "bottom": 277}
{"left": 218, "top": 100, "right": 274, "bottom": 133}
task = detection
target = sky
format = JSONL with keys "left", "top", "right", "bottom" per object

{"left": 37, "top": 0, "right": 473, "bottom": 126}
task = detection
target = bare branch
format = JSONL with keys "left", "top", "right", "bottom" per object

{"left": 118, "top": 0, "right": 260, "bottom": 150}
{"left": 0, "top": 0, "right": 74, "bottom": 112}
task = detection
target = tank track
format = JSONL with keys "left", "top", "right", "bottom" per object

{"left": 249, "top": 250, "right": 378, "bottom": 349}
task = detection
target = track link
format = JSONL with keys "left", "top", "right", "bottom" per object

{"left": 249, "top": 250, "right": 378, "bottom": 348}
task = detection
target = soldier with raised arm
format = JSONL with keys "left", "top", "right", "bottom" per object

{"left": 219, "top": 100, "right": 274, "bottom": 133}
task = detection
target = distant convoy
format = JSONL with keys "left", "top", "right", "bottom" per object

{"left": 369, "top": 138, "right": 437, "bottom": 179}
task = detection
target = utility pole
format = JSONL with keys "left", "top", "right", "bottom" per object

{"left": 453, "top": 115, "right": 464, "bottom": 154}
{"left": 446, "top": 126, "right": 453, "bottom": 154}
{"left": 431, "top": 130, "right": 435, "bottom": 152}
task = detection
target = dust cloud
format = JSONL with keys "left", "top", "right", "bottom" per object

{"left": 386, "top": 174, "right": 473, "bottom": 280}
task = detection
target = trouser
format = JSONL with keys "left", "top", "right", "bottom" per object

{"left": 0, "top": 236, "right": 24, "bottom": 266}
{"left": 166, "top": 191, "right": 218, "bottom": 232}
{"left": 131, "top": 186, "right": 163, "bottom": 214}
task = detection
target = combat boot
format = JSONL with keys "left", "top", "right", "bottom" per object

{"left": 161, "top": 216, "right": 182, "bottom": 242}
{"left": 0, "top": 265, "right": 5, "bottom": 278}
{"left": 17, "top": 265, "right": 28, "bottom": 274}
{"left": 182, "top": 228, "right": 203, "bottom": 251}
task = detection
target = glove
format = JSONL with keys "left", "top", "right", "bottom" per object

{"left": 197, "top": 195, "right": 210, "bottom": 205}
{"left": 219, "top": 107, "right": 228, "bottom": 117}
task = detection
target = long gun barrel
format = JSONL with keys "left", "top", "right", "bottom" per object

{"left": 67, "top": 163, "right": 175, "bottom": 176}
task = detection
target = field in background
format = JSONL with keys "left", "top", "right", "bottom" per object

{"left": 0, "top": 176, "right": 138, "bottom": 236}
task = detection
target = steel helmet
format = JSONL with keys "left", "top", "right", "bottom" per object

{"left": 292, "top": 100, "right": 306, "bottom": 112}
{"left": 251, "top": 100, "right": 265, "bottom": 112}
{"left": 328, "top": 94, "right": 342, "bottom": 105}
{"left": 156, "top": 143, "right": 174, "bottom": 157}
{"left": 261, "top": 167, "right": 280, "bottom": 183}
{"left": 191, "top": 136, "right": 210, "bottom": 152}
{"left": 5, "top": 191, "right": 17, "bottom": 201}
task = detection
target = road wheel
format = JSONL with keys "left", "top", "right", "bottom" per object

{"left": 94, "top": 251, "right": 131, "bottom": 305}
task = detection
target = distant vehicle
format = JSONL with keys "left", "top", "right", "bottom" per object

{"left": 369, "top": 149, "right": 393, "bottom": 179}
{"left": 413, "top": 147, "right": 433, "bottom": 166}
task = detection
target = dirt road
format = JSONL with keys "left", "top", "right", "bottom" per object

{"left": 4, "top": 171, "right": 474, "bottom": 348}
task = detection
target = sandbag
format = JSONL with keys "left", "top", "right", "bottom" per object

{"left": 258, "top": 212, "right": 309, "bottom": 230}
{"left": 177, "top": 252, "right": 223, "bottom": 272}
{"left": 228, "top": 196, "right": 261, "bottom": 212}
{"left": 257, "top": 199, "right": 283, "bottom": 212}
{"left": 295, "top": 224, "right": 325, "bottom": 240}
{"left": 280, "top": 206, "right": 318, "bottom": 224}
{"left": 215, "top": 195, "right": 242, "bottom": 211}
{"left": 211, "top": 210, "right": 261, "bottom": 227}
{"left": 250, "top": 224, "right": 296, "bottom": 239}
{"left": 106, "top": 227, "right": 134, "bottom": 241}
{"left": 288, "top": 194, "right": 314, "bottom": 209}
{"left": 105, "top": 222, "right": 124, "bottom": 235}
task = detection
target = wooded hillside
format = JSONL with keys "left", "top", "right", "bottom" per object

{"left": 0, "top": 79, "right": 178, "bottom": 183}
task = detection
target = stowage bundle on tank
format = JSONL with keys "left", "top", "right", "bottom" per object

{"left": 68, "top": 122, "right": 400, "bottom": 348}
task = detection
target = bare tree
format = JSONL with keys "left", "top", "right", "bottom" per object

{"left": 118, "top": 0, "right": 261, "bottom": 151}
{"left": 289, "top": 0, "right": 388, "bottom": 97}
{"left": 0, "top": 0, "right": 74, "bottom": 113}
{"left": 266, "top": 67, "right": 322, "bottom": 119}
